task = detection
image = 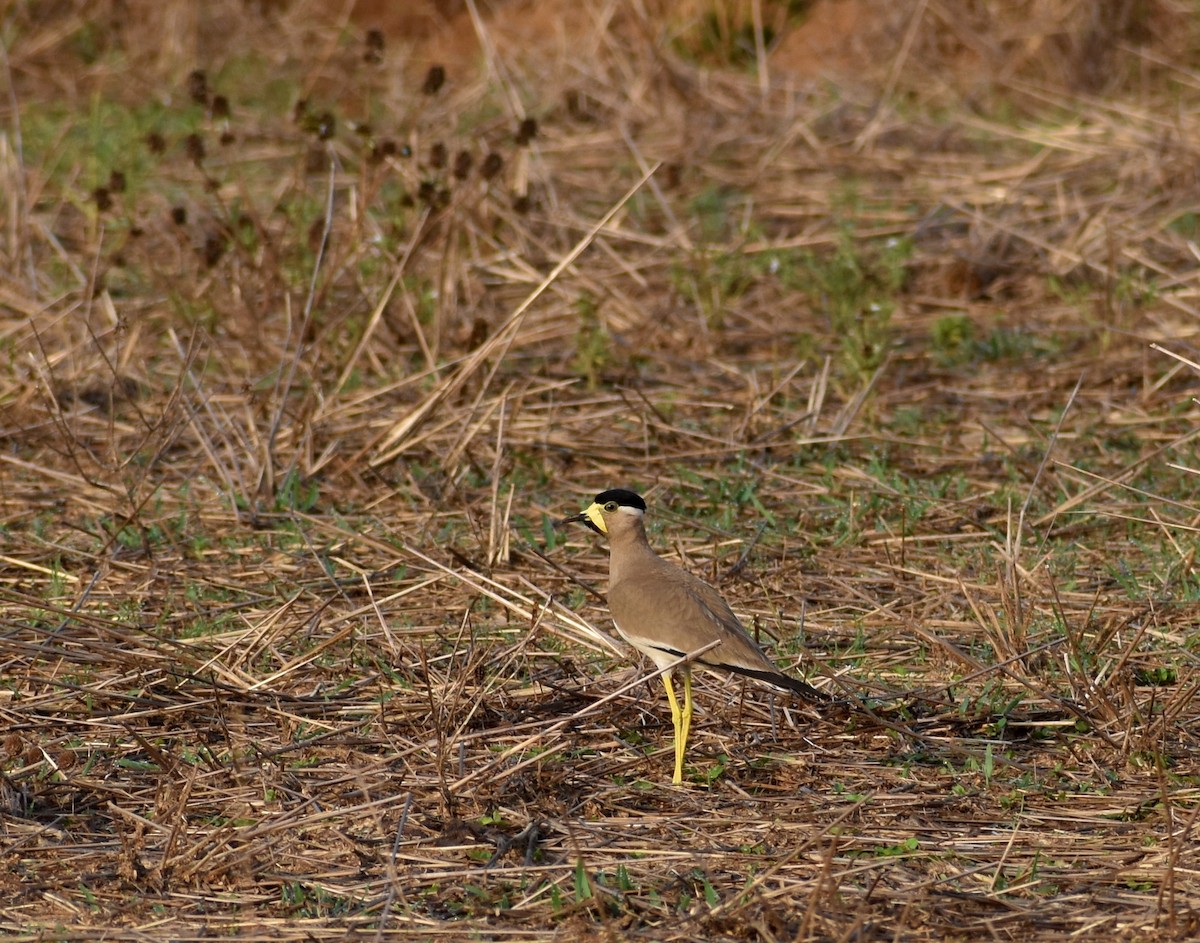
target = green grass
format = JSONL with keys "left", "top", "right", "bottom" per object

{"left": 787, "top": 231, "right": 912, "bottom": 382}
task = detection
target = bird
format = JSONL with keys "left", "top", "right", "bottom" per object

{"left": 559, "top": 488, "right": 829, "bottom": 784}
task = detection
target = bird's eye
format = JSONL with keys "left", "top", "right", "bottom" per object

{"left": 603, "top": 501, "right": 617, "bottom": 512}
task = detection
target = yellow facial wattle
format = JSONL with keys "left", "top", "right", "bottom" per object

{"left": 584, "top": 502, "right": 608, "bottom": 534}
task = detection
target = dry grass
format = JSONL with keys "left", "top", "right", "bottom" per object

{"left": 3, "top": 1, "right": 1200, "bottom": 939}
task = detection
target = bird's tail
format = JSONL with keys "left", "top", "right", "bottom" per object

{"left": 712, "top": 662, "right": 834, "bottom": 703}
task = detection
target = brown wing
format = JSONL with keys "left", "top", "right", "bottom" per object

{"left": 608, "top": 564, "right": 776, "bottom": 674}
{"left": 608, "top": 563, "right": 829, "bottom": 701}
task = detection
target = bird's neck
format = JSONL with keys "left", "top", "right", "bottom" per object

{"left": 608, "top": 524, "right": 659, "bottom": 584}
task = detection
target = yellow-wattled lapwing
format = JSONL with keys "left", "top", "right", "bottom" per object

{"left": 561, "top": 488, "right": 829, "bottom": 784}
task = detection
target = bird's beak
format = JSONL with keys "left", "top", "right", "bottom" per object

{"left": 558, "top": 503, "right": 606, "bottom": 534}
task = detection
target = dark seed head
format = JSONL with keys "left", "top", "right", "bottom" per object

{"left": 211, "top": 95, "right": 230, "bottom": 119}
{"left": 365, "top": 28, "right": 385, "bottom": 64}
{"left": 108, "top": 170, "right": 126, "bottom": 193}
{"left": 170, "top": 206, "right": 188, "bottom": 225}
{"left": 429, "top": 141, "right": 447, "bottom": 169}
{"left": 203, "top": 232, "right": 226, "bottom": 267}
{"left": 422, "top": 64, "right": 446, "bottom": 95}
{"left": 417, "top": 180, "right": 437, "bottom": 204}
{"left": 185, "top": 133, "right": 206, "bottom": 165}
{"left": 515, "top": 117, "right": 538, "bottom": 145}
{"left": 513, "top": 193, "right": 531, "bottom": 215}
{"left": 315, "top": 111, "right": 336, "bottom": 140}
{"left": 467, "top": 316, "right": 488, "bottom": 349}
{"left": 370, "top": 138, "right": 398, "bottom": 164}
{"left": 293, "top": 99, "right": 309, "bottom": 124}
{"left": 93, "top": 187, "right": 112, "bottom": 211}
{"left": 219, "top": 131, "right": 235, "bottom": 146}
{"left": 480, "top": 152, "right": 503, "bottom": 180}
{"left": 145, "top": 131, "right": 166, "bottom": 154}
{"left": 452, "top": 150, "right": 473, "bottom": 180}
{"left": 187, "top": 69, "right": 208, "bottom": 105}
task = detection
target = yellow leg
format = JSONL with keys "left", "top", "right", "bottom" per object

{"left": 662, "top": 670, "right": 693, "bottom": 785}
{"left": 680, "top": 669, "right": 693, "bottom": 769}
{"left": 667, "top": 671, "right": 686, "bottom": 782}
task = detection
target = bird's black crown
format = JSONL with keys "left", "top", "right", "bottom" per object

{"left": 594, "top": 488, "right": 647, "bottom": 511}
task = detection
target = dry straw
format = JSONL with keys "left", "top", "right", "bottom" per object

{"left": 2, "top": 1, "right": 1200, "bottom": 939}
